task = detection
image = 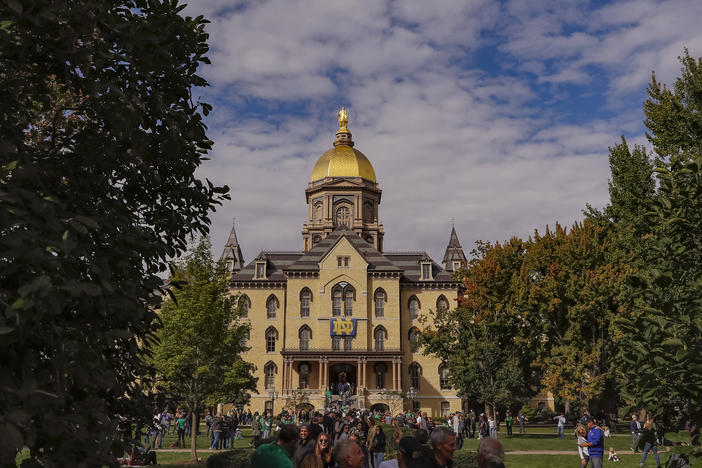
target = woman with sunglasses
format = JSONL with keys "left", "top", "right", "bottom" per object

{"left": 300, "top": 433, "right": 334, "bottom": 468}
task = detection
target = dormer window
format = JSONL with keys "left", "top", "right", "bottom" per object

{"left": 420, "top": 260, "right": 433, "bottom": 281}
{"left": 453, "top": 261, "right": 461, "bottom": 271}
{"left": 255, "top": 261, "right": 267, "bottom": 279}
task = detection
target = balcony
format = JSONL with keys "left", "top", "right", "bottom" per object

{"left": 282, "top": 346, "right": 401, "bottom": 357}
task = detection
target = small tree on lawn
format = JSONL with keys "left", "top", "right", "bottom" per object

{"left": 152, "top": 237, "right": 256, "bottom": 462}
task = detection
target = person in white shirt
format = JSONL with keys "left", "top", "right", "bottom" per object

{"left": 554, "top": 413, "right": 567, "bottom": 439}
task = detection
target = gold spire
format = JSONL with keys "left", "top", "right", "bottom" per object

{"left": 337, "top": 106, "right": 349, "bottom": 132}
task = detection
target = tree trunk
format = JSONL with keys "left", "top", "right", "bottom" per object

{"left": 191, "top": 409, "right": 198, "bottom": 462}
{"left": 565, "top": 400, "right": 571, "bottom": 416}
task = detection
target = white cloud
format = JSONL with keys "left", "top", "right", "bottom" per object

{"left": 177, "top": 0, "right": 702, "bottom": 266}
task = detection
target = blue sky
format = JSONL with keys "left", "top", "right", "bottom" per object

{"left": 184, "top": 0, "right": 702, "bottom": 264}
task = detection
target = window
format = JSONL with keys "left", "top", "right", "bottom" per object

{"left": 332, "top": 290, "right": 342, "bottom": 316}
{"left": 436, "top": 295, "right": 449, "bottom": 313}
{"left": 298, "top": 362, "right": 310, "bottom": 389}
{"left": 409, "top": 296, "right": 420, "bottom": 319}
{"left": 312, "top": 234, "right": 321, "bottom": 245}
{"left": 412, "top": 401, "right": 421, "bottom": 412}
{"left": 374, "top": 289, "right": 386, "bottom": 317}
{"left": 300, "top": 288, "right": 311, "bottom": 317}
{"left": 374, "top": 326, "right": 387, "bottom": 351}
{"left": 264, "top": 400, "right": 273, "bottom": 413}
{"left": 453, "top": 261, "right": 461, "bottom": 271}
{"left": 364, "top": 202, "right": 373, "bottom": 222}
{"left": 240, "top": 329, "right": 250, "bottom": 348}
{"left": 299, "top": 326, "right": 311, "bottom": 350}
{"left": 255, "top": 261, "right": 266, "bottom": 279}
{"left": 441, "top": 402, "right": 450, "bottom": 417}
{"left": 265, "top": 327, "right": 278, "bottom": 353}
{"left": 226, "top": 261, "right": 233, "bottom": 271}
{"left": 239, "top": 295, "right": 250, "bottom": 318}
{"left": 409, "top": 362, "right": 421, "bottom": 390}
{"left": 439, "top": 364, "right": 450, "bottom": 389}
{"left": 337, "top": 256, "right": 350, "bottom": 267}
{"left": 422, "top": 263, "right": 431, "bottom": 280}
{"left": 314, "top": 202, "right": 323, "bottom": 221}
{"left": 374, "top": 363, "right": 386, "bottom": 389}
{"left": 332, "top": 282, "right": 355, "bottom": 317}
{"left": 344, "top": 290, "right": 353, "bottom": 316}
{"left": 266, "top": 295, "right": 278, "bottom": 319}
{"left": 343, "top": 336, "right": 353, "bottom": 351}
{"left": 336, "top": 206, "right": 350, "bottom": 227}
{"left": 408, "top": 327, "right": 420, "bottom": 352}
{"left": 332, "top": 336, "right": 341, "bottom": 351}
{"left": 264, "top": 361, "right": 277, "bottom": 389}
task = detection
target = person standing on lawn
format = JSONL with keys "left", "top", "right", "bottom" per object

{"left": 505, "top": 411, "right": 513, "bottom": 436}
{"left": 576, "top": 423, "right": 589, "bottom": 467}
{"left": 631, "top": 414, "right": 641, "bottom": 452}
{"left": 579, "top": 418, "right": 604, "bottom": 468}
{"left": 639, "top": 418, "right": 662, "bottom": 467}
{"left": 554, "top": 413, "right": 566, "bottom": 439}
{"left": 176, "top": 413, "right": 186, "bottom": 447}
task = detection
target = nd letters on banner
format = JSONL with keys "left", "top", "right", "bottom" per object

{"left": 329, "top": 318, "right": 357, "bottom": 336}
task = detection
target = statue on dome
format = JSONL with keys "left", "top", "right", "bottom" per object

{"left": 337, "top": 107, "right": 348, "bottom": 131}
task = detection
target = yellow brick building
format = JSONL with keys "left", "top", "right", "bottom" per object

{"left": 220, "top": 109, "right": 469, "bottom": 417}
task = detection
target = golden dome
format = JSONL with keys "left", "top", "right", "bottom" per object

{"left": 309, "top": 145, "right": 377, "bottom": 182}
{"left": 309, "top": 107, "right": 377, "bottom": 183}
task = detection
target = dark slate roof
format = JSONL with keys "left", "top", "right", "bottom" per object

{"left": 286, "top": 228, "right": 401, "bottom": 272}
{"left": 384, "top": 253, "right": 455, "bottom": 283}
{"left": 220, "top": 221, "right": 245, "bottom": 271}
{"left": 442, "top": 226, "right": 467, "bottom": 271}
{"left": 230, "top": 228, "right": 457, "bottom": 284}
{"left": 231, "top": 251, "right": 304, "bottom": 282}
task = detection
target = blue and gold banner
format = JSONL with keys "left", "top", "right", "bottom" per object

{"left": 329, "top": 317, "right": 357, "bottom": 336}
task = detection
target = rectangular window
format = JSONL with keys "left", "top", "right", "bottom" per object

{"left": 422, "top": 263, "right": 431, "bottom": 280}
{"left": 453, "top": 261, "right": 461, "bottom": 271}
{"left": 344, "top": 336, "right": 353, "bottom": 351}
{"left": 337, "top": 256, "right": 350, "bottom": 268}
{"left": 412, "top": 401, "right": 421, "bottom": 412}
{"left": 332, "top": 294, "right": 342, "bottom": 316}
{"left": 256, "top": 263, "right": 265, "bottom": 278}
{"left": 332, "top": 336, "right": 341, "bottom": 351}
{"left": 375, "top": 297, "right": 384, "bottom": 317}
{"left": 301, "top": 296, "right": 310, "bottom": 317}
{"left": 344, "top": 293, "right": 353, "bottom": 316}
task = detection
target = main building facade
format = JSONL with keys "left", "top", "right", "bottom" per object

{"left": 221, "top": 109, "right": 468, "bottom": 417}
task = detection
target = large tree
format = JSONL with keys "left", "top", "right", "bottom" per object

{"left": 0, "top": 1, "right": 225, "bottom": 466}
{"left": 152, "top": 238, "right": 256, "bottom": 462}
{"left": 616, "top": 52, "right": 702, "bottom": 438}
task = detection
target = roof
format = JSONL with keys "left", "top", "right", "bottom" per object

{"left": 231, "top": 228, "right": 456, "bottom": 284}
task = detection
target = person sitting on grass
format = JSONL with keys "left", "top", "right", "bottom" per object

{"left": 608, "top": 447, "right": 620, "bottom": 462}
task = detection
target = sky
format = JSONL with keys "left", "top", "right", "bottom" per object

{"left": 183, "top": 0, "right": 702, "bottom": 265}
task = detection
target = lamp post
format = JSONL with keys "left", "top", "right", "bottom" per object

{"left": 406, "top": 386, "right": 417, "bottom": 412}
{"left": 267, "top": 386, "right": 279, "bottom": 416}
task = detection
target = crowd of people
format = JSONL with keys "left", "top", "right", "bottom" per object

{"left": 248, "top": 408, "right": 508, "bottom": 468}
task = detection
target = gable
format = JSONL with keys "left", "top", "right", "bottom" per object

{"left": 319, "top": 236, "right": 368, "bottom": 271}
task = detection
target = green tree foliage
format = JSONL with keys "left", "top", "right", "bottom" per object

{"left": 423, "top": 238, "right": 535, "bottom": 414}
{"left": 616, "top": 52, "right": 702, "bottom": 441}
{"left": 152, "top": 237, "right": 256, "bottom": 462}
{"left": 0, "top": 1, "right": 226, "bottom": 466}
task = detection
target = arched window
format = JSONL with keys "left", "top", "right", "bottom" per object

{"left": 374, "top": 363, "right": 387, "bottom": 389}
{"left": 265, "top": 327, "right": 278, "bottom": 353}
{"left": 314, "top": 202, "right": 323, "bottom": 221}
{"left": 409, "top": 362, "right": 422, "bottom": 390}
{"left": 332, "top": 290, "right": 342, "bottom": 316}
{"left": 300, "top": 288, "right": 312, "bottom": 317}
{"left": 441, "top": 401, "right": 450, "bottom": 417}
{"left": 332, "top": 283, "right": 355, "bottom": 317}
{"left": 299, "top": 326, "right": 311, "bottom": 351}
{"left": 240, "top": 329, "right": 250, "bottom": 348}
{"left": 374, "top": 326, "right": 387, "bottom": 351}
{"left": 408, "top": 327, "right": 420, "bottom": 352}
{"left": 238, "top": 295, "right": 250, "bottom": 318}
{"left": 335, "top": 206, "right": 350, "bottom": 227}
{"left": 408, "top": 296, "right": 420, "bottom": 319}
{"left": 264, "top": 361, "right": 277, "bottom": 389}
{"left": 298, "top": 362, "right": 311, "bottom": 389}
{"left": 266, "top": 295, "right": 278, "bottom": 319}
{"left": 374, "top": 288, "right": 386, "bottom": 317}
{"left": 436, "top": 295, "right": 449, "bottom": 313}
{"left": 439, "top": 364, "right": 450, "bottom": 389}
{"left": 344, "top": 290, "right": 354, "bottom": 316}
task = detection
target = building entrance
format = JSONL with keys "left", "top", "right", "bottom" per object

{"left": 329, "top": 363, "right": 356, "bottom": 395}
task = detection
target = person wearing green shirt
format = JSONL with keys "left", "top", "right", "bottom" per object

{"left": 252, "top": 424, "right": 299, "bottom": 468}
{"left": 176, "top": 415, "right": 186, "bottom": 447}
